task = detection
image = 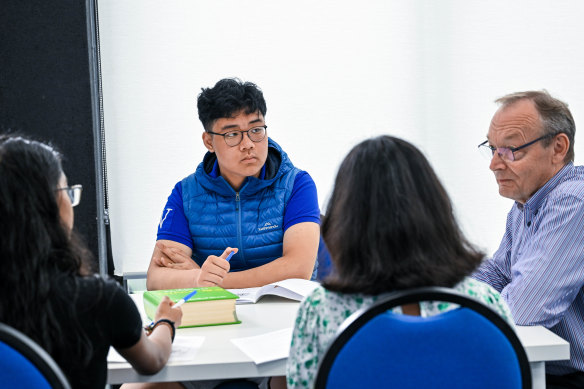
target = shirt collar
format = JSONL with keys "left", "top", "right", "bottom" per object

{"left": 517, "top": 162, "right": 573, "bottom": 224}
{"left": 210, "top": 159, "right": 220, "bottom": 178}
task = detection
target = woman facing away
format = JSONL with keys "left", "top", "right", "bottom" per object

{"left": 286, "top": 135, "right": 513, "bottom": 389}
{"left": 0, "top": 135, "right": 182, "bottom": 388}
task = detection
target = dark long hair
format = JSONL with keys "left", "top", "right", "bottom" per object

{"left": 0, "top": 135, "right": 94, "bottom": 368}
{"left": 322, "top": 135, "right": 484, "bottom": 295}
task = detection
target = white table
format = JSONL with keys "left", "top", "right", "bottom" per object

{"left": 108, "top": 295, "right": 569, "bottom": 388}
{"left": 515, "top": 325, "right": 570, "bottom": 389}
{"left": 108, "top": 295, "right": 299, "bottom": 384}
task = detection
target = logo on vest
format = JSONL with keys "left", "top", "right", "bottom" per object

{"left": 159, "top": 208, "right": 173, "bottom": 229}
{"left": 258, "top": 221, "right": 279, "bottom": 231}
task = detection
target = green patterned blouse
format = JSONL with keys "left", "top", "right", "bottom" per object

{"left": 286, "top": 277, "right": 513, "bottom": 389}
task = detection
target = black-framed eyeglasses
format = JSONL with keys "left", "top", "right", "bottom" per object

{"left": 477, "top": 133, "right": 555, "bottom": 163}
{"left": 207, "top": 125, "right": 267, "bottom": 147}
{"left": 56, "top": 184, "right": 83, "bottom": 207}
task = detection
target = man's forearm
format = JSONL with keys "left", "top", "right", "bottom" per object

{"left": 146, "top": 267, "right": 198, "bottom": 290}
{"left": 221, "top": 256, "right": 314, "bottom": 289}
{"left": 471, "top": 258, "right": 508, "bottom": 293}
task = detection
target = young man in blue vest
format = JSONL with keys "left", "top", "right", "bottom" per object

{"left": 146, "top": 78, "right": 320, "bottom": 290}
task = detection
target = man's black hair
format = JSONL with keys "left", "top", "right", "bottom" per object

{"left": 197, "top": 78, "right": 267, "bottom": 131}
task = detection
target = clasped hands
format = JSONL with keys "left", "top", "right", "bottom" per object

{"left": 154, "top": 242, "right": 237, "bottom": 287}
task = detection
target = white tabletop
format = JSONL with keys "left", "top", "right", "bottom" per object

{"left": 107, "top": 293, "right": 570, "bottom": 385}
{"left": 515, "top": 324, "right": 570, "bottom": 362}
{"left": 107, "top": 295, "right": 299, "bottom": 384}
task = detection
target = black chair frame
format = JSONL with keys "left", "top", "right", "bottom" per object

{"left": 0, "top": 322, "right": 71, "bottom": 389}
{"left": 314, "top": 286, "right": 532, "bottom": 389}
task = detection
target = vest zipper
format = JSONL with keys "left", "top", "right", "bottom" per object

{"left": 235, "top": 192, "right": 245, "bottom": 263}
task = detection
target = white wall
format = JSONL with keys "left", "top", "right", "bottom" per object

{"left": 98, "top": 0, "right": 584, "bottom": 275}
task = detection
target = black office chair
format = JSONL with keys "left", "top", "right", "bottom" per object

{"left": 0, "top": 322, "right": 71, "bottom": 389}
{"left": 314, "top": 286, "right": 531, "bottom": 389}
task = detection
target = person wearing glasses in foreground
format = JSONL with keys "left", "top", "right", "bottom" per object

{"left": 472, "top": 90, "right": 584, "bottom": 388}
{"left": 286, "top": 135, "right": 513, "bottom": 389}
{"left": 147, "top": 78, "right": 320, "bottom": 292}
{"left": 0, "top": 135, "right": 182, "bottom": 388}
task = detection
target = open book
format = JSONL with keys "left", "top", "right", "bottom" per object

{"left": 227, "top": 278, "right": 320, "bottom": 304}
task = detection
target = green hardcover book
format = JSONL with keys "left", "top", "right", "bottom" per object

{"left": 143, "top": 287, "right": 241, "bottom": 328}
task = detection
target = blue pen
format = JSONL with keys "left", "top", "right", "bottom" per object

{"left": 173, "top": 289, "right": 198, "bottom": 309}
{"left": 146, "top": 289, "right": 198, "bottom": 328}
{"left": 151, "top": 252, "right": 232, "bottom": 325}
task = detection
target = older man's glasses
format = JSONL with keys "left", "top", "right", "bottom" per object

{"left": 478, "top": 133, "right": 555, "bottom": 163}
{"left": 207, "top": 125, "right": 267, "bottom": 147}
{"left": 56, "top": 185, "right": 83, "bottom": 207}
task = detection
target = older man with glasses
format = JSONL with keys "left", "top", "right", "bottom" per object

{"left": 472, "top": 90, "right": 584, "bottom": 389}
{"left": 146, "top": 78, "right": 320, "bottom": 294}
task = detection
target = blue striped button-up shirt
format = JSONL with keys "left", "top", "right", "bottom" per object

{"left": 473, "top": 162, "right": 584, "bottom": 375}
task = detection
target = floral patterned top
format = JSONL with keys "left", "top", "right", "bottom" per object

{"left": 286, "top": 277, "right": 513, "bottom": 389}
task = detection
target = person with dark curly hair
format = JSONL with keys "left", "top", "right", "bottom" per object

{"left": 0, "top": 135, "right": 182, "bottom": 389}
{"left": 147, "top": 78, "right": 320, "bottom": 291}
{"left": 286, "top": 135, "right": 512, "bottom": 389}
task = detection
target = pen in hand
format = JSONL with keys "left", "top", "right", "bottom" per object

{"left": 172, "top": 289, "right": 198, "bottom": 309}
{"left": 146, "top": 293, "right": 190, "bottom": 331}
{"left": 225, "top": 251, "right": 235, "bottom": 262}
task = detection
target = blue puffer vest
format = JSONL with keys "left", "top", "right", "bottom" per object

{"left": 181, "top": 139, "right": 299, "bottom": 272}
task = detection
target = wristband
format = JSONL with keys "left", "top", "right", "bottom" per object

{"left": 145, "top": 319, "right": 176, "bottom": 342}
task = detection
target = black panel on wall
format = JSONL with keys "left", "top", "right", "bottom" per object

{"left": 0, "top": 1, "right": 100, "bottom": 266}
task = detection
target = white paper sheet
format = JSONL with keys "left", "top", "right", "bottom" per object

{"left": 230, "top": 328, "right": 293, "bottom": 364}
{"left": 107, "top": 335, "right": 205, "bottom": 363}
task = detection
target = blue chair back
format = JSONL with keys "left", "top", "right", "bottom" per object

{"left": 0, "top": 323, "right": 71, "bottom": 389}
{"left": 314, "top": 287, "right": 531, "bottom": 389}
